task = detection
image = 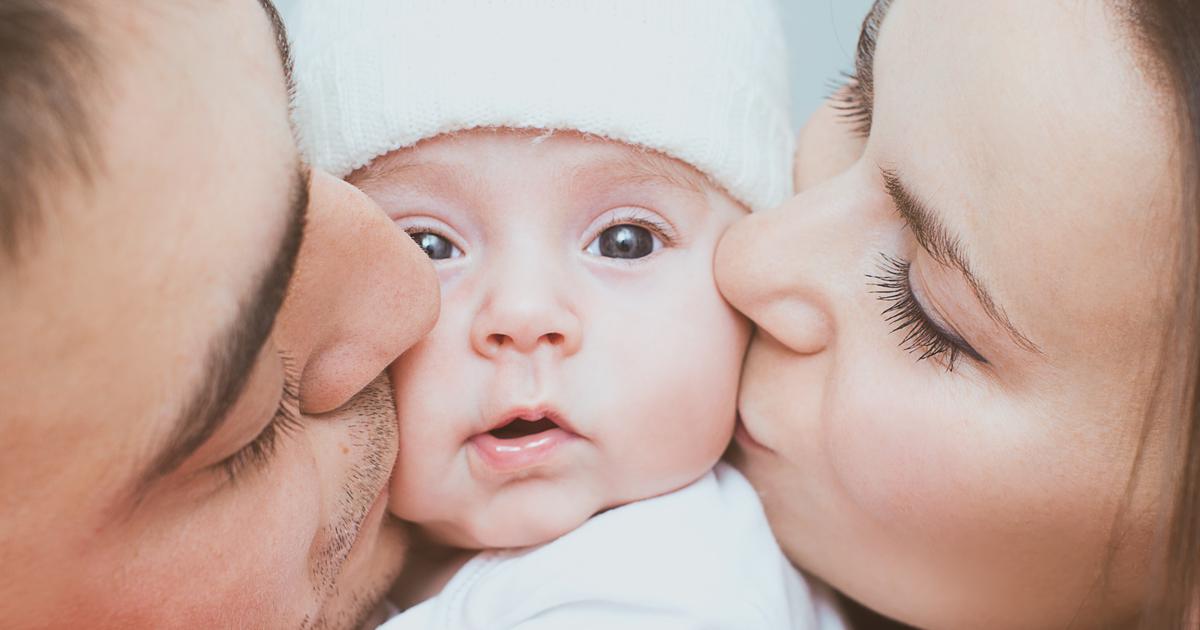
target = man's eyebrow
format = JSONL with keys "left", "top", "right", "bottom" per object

{"left": 128, "top": 166, "right": 309, "bottom": 505}
{"left": 882, "top": 168, "right": 1042, "bottom": 354}
{"left": 258, "top": 0, "right": 295, "bottom": 93}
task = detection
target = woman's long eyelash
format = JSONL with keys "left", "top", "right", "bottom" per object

{"left": 833, "top": 0, "right": 890, "bottom": 137}
{"left": 832, "top": 72, "right": 872, "bottom": 137}
{"left": 219, "top": 356, "right": 303, "bottom": 484}
{"left": 867, "top": 254, "right": 985, "bottom": 371}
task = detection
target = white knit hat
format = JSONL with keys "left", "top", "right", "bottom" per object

{"left": 281, "top": 1, "right": 794, "bottom": 212}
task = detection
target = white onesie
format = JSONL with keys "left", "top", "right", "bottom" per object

{"left": 378, "top": 463, "right": 846, "bottom": 630}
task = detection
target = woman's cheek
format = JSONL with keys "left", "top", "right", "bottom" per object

{"left": 827, "top": 379, "right": 960, "bottom": 537}
{"left": 825, "top": 365, "right": 1124, "bottom": 561}
{"left": 825, "top": 369, "right": 1029, "bottom": 544}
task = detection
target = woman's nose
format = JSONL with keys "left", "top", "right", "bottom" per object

{"left": 275, "top": 170, "right": 440, "bottom": 414}
{"left": 470, "top": 263, "right": 582, "bottom": 359}
{"left": 716, "top": 178, "right": 866, "bottom": 357}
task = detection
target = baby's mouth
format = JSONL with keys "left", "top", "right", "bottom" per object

{"left": 470, "top": 409, "right": 579, "bottom": 473}
{"left": 488, "top": 417, "right": 559, "bottom": 440}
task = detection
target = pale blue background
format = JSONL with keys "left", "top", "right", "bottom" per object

{"left": 782, "top": 0, "right": 876, "bottom": 129}
{"left": 272, "top": 1, "right": 877, "bottom": 131}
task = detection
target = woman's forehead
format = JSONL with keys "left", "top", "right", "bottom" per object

{"left": 875, "top": 0, "right": 1180, "bottom": 370}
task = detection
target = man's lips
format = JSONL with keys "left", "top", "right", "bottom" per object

{"left": 733, "top": 415, "right": 774, "bottom": 454}
{"left": 470, "top": 406, "right": 579, "bottom": 473}
{"left": 344, "top": 487, "right": 389, "bottom": 555}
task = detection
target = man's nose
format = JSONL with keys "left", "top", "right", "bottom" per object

{"left": 469, "top": 261, "right": 582, "bottom": 359}
{"left": 275, "top": 170, "right": 440, "bottom": 414}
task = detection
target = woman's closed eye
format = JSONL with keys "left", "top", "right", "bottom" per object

{"left": 867, "top": 254, "right": 988, "bottom": 371}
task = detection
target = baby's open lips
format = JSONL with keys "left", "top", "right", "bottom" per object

{"left": 479, "top": 406, "right": 580, "bottom": 440}
{"left": 489, "top": 417, "right": 560, "bottom": 440}
{"left": 470, "top": 409, "right": 580, "bottom": 473}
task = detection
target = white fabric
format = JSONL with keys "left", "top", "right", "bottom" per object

{"left": 281, "top": 0, "right": 794, "bottom": 212}
{"left": 377, "top": 464, "right": 846, "bottom": 630}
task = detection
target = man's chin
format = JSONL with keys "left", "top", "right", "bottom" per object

{"left": 305, "top": 373, "right": 406, "bottom": 630}
{"left": 311, "top": 514, "right": 408, "bottom": 630}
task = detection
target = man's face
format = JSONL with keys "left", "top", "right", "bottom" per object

{"left": 0, "top": 2, "right": 437, "bottom": 628}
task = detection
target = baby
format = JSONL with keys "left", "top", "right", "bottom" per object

{"left": 283, "top": 1, "right": 845, "bottom": 628}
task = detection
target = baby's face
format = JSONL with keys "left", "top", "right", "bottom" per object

{"left": 352, "top": 129, "right": 749, "bottom": 549}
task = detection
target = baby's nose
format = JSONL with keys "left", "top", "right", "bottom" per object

{"left": 470, "top": 287, "right": 582, "bottom": 358}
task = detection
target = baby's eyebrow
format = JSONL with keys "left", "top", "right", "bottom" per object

{"left": 351, "top": 158, "right": 483, "bottom": 202}
{"left": 352, "top": 156, "right": 446, "bottom": 186}
{"left": 572, "top": 151, "right": 710, "bottom": 198}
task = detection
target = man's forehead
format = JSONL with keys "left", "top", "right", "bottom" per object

{"left": 0, "top": 0, "right": 304, "bottom": 510}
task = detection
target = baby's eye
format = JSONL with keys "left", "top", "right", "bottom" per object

{"left": 586, "top": 224, "right": 662, "bottom": 260}
{"left": 409, "top": 232, "right": 462, "bottom": 260}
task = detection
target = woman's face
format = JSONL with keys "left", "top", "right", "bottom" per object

{"left": 716, "top": 1, "right": 1182, "bottom": 628}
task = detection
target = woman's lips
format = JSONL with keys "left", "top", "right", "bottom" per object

{"left": 470, "top": 427, "right": 577, "bottom": 473}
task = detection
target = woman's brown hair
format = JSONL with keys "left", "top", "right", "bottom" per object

{"left": 1126, "top": 0, "right": 1200, "bottom": 626}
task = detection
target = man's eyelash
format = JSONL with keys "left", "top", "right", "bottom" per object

{"left": 867, "top": 254, "right": 987, "bottom": 371}
{"left": 218, "top": 356, "right": 303, "bottom": 485}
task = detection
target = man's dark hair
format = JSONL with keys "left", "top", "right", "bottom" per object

{"left": 0, "top": 1, "right": 98, "bottom": 263}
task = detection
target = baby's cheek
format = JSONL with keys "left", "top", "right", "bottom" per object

{"left": 613, "top": 364, "right": 734, "bottom": 496}
{"left": 385, "top": 351, "right": 451, "bottom": 520}
{"left": 604, "top": 303, "right": 744, "bottom": 496}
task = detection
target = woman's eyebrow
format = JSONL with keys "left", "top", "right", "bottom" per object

{"left": 882, "top": 168, "right": 1043, "bottom": 354}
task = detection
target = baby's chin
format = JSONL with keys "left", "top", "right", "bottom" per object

{"left": 426, "top": 497, "right": 599, "bottom": 550}
{"left": 395, "top": 478, "right": 619, "bottom": 550}
{"left": 388, "top": 450, "right": 727, "bottom": 551}
{"left": 408, "top": 472, "right": 715, "bottom": 550}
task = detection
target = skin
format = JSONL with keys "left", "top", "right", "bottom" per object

{"left": 716, "top": 1, "right": 1180, "bottom": 628}
{"left": 0, "top": 2, "right": 437, "bottom": 629}
{"left": 351, "top": 130, "right": 749, "bottom": 555}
